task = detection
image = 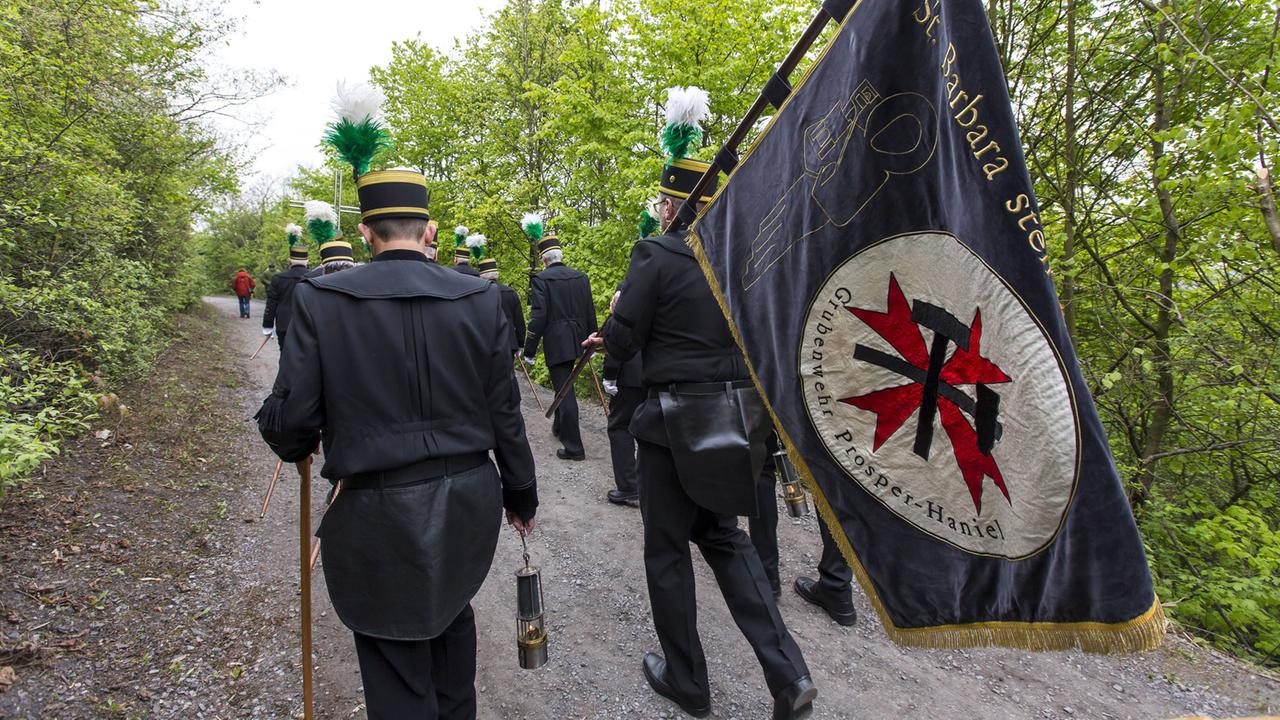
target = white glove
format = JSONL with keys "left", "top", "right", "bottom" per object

{"left": 602, "top": 379, "right": 619, "bottom": 397}
{"left": 523, "top": 356, "right": 536, "bottom": 367}
{"left": 262, "top": 327, "right": 274, "bottom": 336}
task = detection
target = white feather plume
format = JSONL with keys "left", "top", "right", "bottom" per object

{"left": 664, "top": 86, "right": 710, "bottom": 127}
{"left": 332, "top": 81, "right": 386, "bottom": 124}
{"left": 455, "top": 225, "right": 469, "bottom": 237}
{"left": 465, "top": 233, "right": 487, "bottom": 248}
{"left": 303, "top": 200, "right": 338, "bottom": 225}
{"left": 285, "top": 223, "right": 303, "bottom": 238}
{"left": 520, "top": 212, "right": 543, "bottom": 230}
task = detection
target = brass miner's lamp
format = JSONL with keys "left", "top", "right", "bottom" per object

{"left": 515, "top": 533, "right": 548, "bottom": 669}
{"left": 774, "top": 447, "right": 810, "bottom": 518}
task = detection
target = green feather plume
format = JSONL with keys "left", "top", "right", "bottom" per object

{"left": 323, "top": 119, "right": 392, "bottom": 177}
{"left": 467, "top": 233, "right": 488, "bottom": 261}
{"left": 520, "top": 212, "right": 544, "bottom": 241}
{"left": 303, "top": 201, "right": 338, "bottom": 244}
{"left": 661, "top": 123, "right": 702, "bottom": 163}
{"left": 323, "top": 82, "right": 393, "bottom": 177}
{"left": 307, "top": 219, "right": 336, "bottom": 243}
{"left": 638, "top": 206, "right": 661, "bottom": 238}
{"left": 660, "top": 86, "right": 711, "bottom": 162}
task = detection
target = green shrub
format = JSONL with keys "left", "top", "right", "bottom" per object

{"left": 1144, "top": 496, "right": 1280, "bottom": 662}
{"left": 0, "top": 0, "right": 246, "bottom": 492}
{"left": 0, "top": 341, "right": 97, "bottom": 495}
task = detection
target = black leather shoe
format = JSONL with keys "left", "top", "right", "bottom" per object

{"left": 642, "top": 653, "right": 710, "bottom": 718}
{"left": 772, "top": 675, "right": 817, "bottom": 720}
{"left": 607, "top": 490, "right": 639, "bottom": 506}
{"left": 794, "top": 577, "right": 857, "bottom": 626}
{"left": 557, "top": 449, "right": 585, "bottom": 461}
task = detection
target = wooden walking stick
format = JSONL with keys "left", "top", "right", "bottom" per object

{"left": 260, "top": 459, "right": 284, "bottom": 519}
{"left": 250, "top": 333, "right": 273, "bottom": 360}
{"left": 517, "top": 358, "right": 545, "bottom": 413}
{"left": 296, "top": 456, "right": 315, "bottom": 720}
{"left": 587, "top": 358, "right": 609, "bottom": 410}
{"left": 309, "top": 481, "right": 342, "bottom": 570}
{"left": 546, "top": 348, "right": 597, "bottom": 418}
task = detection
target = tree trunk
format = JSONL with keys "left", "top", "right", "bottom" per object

{"left": 1254, "top": 165, "right": 1280, "bottom": 257}
{"left": 1062, "top": 0, "right": 1079, "bottom": 336}
{"left": 1134, "top": 5, "right": 1179, "bottom": 505}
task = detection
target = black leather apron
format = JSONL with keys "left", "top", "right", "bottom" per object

{"left": 654, "top": 381, "right": 771, "bottom": 517}
{"left": 317, "top": 460, "right": 503, "bottom": 640}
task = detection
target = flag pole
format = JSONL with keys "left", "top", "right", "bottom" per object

{"left": 297, "top": 456, "right": 315, "bottom": 720}
{"left": 663, "top": 2, "right": 850, "bottom": 234}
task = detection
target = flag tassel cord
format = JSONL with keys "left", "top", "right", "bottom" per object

{"left": 677, "top": 0, "right": 1167, "bottom": 652}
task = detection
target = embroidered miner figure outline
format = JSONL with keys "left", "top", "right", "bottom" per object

{"left": 742, "top": 81, "right": 938, "bottom": 291}
{"left": 841, "top": 273, "right": 1012, "bottom": 515}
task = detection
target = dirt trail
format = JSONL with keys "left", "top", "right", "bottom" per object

{"left": 2, "top": 296, "right": 1278, "bottom": 720}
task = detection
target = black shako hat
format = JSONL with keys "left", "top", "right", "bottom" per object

{"left": 660, "top": 158, "right": 718, "bottom": 203}
{"left": 319, "top": 237, "right": 353, "bottom": 264}
{"left": 355, "top": 169, "right": 430, "bottom": 223}
{"left": 537, "top": 232, "right": 561, "bottom": 256}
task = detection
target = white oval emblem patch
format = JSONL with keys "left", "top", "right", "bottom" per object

{"left": 799, "top": 232, "right": 1079, "bottom": 559}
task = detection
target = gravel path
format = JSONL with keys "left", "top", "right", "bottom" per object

{"left": 2, "top": 296, "right": 1277, "bottom": 719}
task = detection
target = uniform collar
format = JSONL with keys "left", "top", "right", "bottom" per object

{"left": 374, "top": 249, "right": 430, "bottom": 263}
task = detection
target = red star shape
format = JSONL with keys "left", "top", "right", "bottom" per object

{"left": 839, "top": 274, "right": 1012, "bottom": 513}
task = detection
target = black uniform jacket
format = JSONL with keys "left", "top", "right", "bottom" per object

{"left": 602, "top": 284, "right": 643, "bottom": 387}
{"left": 496, "top": 281, "right": 525, "bottom": 356}
{"left": 257, "top": 250, "right": 537, "bottom": 512}
{"left": 262, "top": 264, "right": 309, "bottom": 334}
{"left": 453, "top": 262, "right": 480, "bottom": 277}
{"left": 603, "top": 352, "right": 643, "bottom": 388}
{"left": 601, "top": 231, "right": 767, "bottom": 516}
{"left": 256, "top": 250, "right": 538, "bottom": 639}
{"left": 523, "top": 263, "right": 598, "bottom": 366}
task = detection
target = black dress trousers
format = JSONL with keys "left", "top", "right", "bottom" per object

{"left": 748, "top": 448, "right": 781, "bottom": 594}
{"left": 547, "top": 361, "right": 583, "bottom": 456}
{"left": 637, "top": 439, "right": 808, "bottom": 702}
{"left": 749, "top": 448, "right": 853, "bottom": 599}
{"left": 353, "top": 604, "right": 478, "bottom": 720}
{"left": 816, "top": 512, "right": 855, "bottom": 599}
{"left": 606, "top": 386, "right": 644, "bottom": 495}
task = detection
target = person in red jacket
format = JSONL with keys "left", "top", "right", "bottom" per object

{"left": 232, "top": 268, "right": 255, "bottom": 318}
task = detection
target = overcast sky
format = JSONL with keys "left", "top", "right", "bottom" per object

{"left": 210, "top": 0, "right": 496, "bottom": 191}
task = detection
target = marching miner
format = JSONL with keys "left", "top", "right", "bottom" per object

{"left": 583, "top": 86, "right": 816, "bottom": 720}
{"left": 256, "top": 83, "right": 538, "bottom": 719}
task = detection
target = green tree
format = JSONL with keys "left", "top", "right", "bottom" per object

{"left": 0, "top": 0, "right": 267, "bottom": 493}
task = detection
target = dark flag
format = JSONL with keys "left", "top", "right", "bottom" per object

{"left": 689, "top": 0, "right": 1165, "bottom": 650}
